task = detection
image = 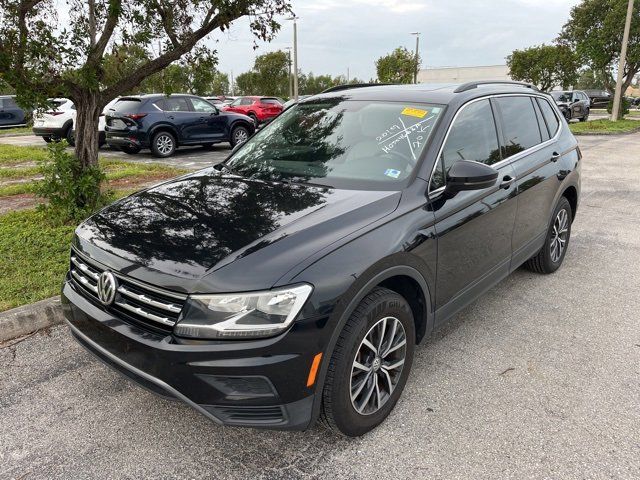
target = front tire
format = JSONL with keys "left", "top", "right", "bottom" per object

{"left": 525, "top": 196, "right": 572, "bottom": 274}
{"left": 42, "top": 136, "right": 52, "bottom": 143}
{"left": 321, "top": 287, "right": 415, "bottom": 437}
{"left": 580, "top": 109, "right": 589, "bottom": 122}
{"left": 66, "top": 127, "right": 75, "bottom": 147}
{"left": 151, "top": 131, "right": 176, "bottom": 157}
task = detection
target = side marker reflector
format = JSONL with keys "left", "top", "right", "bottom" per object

{"left": 306, "top": 353, "right": 323, "bottom": 387}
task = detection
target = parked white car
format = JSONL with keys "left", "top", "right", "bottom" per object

{"left": 32, "top": 98, "right": 117, "bottom": 147}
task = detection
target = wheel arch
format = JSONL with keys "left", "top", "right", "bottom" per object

{"left": 149, "top": 124, "right": 179, "bottom": 144}
{"left": 307, "top": 260, "right": 433, "bottom": 428}
{"left": 561, "top": 184, "right": 578, "bottom": 220}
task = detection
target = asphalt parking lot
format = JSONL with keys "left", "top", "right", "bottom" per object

{"left": 1, "top": 133, "right": 639, "bottom": 479}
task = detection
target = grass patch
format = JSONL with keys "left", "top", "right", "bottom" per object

{"left": 0, "top": 182, "right": 37, "bottom": 197}
{"left": 569, "top": 119, "right": 640, "bottom": 135}
{"left": 0, "top": 126, "right": 32, "bottom": 136}
{"left": 0, "top": 209, "right": 75, "bottom": 311}
{"left": 0, "top": 144, "right": 48, "bottom": 166}
{"left": 0, "top": 166, "right": 40, "bottom": 179}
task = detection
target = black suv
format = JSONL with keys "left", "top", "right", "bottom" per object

{"left": 105, "top": 94, "right": 255, "bottom": 157}
{"left": 63, "top": 82, "right": 580, "bottom": 436}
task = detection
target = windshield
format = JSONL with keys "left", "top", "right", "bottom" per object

{"left": 551, "top": 92, "right": 572, "bottom": 102}
{"left": 225, "top": 98, "right": 443, "bottom": 189}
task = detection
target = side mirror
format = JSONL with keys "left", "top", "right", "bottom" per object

{"left": 211, "top": 106, "right": 219, "bottom": 115}
{"left": 445, "top": 160, "right": 499, "bottom": 195}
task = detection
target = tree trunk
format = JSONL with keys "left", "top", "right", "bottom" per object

{"left": 72, "top": 91, "right": 103, "bottom": 207}
{"left": 74, "top": 91, "right": 102, "bottom": 170}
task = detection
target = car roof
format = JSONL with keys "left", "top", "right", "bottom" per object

{"left": 308, "top": 82, "right": 548, "bottom": 106}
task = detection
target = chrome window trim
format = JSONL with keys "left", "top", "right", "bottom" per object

{"left": 427, "top": 93, "right": 563, "bottom": 197}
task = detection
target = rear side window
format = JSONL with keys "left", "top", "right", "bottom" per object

{"left": 241, "top": 97, "right": 254, "bottom": 106}
{"left": 260, "top": 98, "right": 281, "bottom": 105}
{"left": 163, "top": 97, "right": 190, "bottom": 112}
{"left": 431, "top": 99, "right": 500, "bottom": 190}
{"left": 537, "top": 98, "right": 560, "bottom": 137}
{"left": 532, "top": 99, "right": 550, "bottom": 142}
{"left": 2, "top": 97, "right": 18, "bottom": 108}
{"left": 111, "top": 99, "right": 142, "bottom": 113}
{"left": 495, "top": 97, "right": 542, "bottom": 157}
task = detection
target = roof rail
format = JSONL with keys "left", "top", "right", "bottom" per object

{"left": 453, "top": 80, "right": 540, "bottom": 93}
{"left": 321, "top": 83, "right": 390, "bottom": 93}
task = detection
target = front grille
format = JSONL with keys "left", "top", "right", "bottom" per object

{"left": 69, "top": 248, "right": 187, "bottom": 333}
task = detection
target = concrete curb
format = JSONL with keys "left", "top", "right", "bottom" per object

{"left": 0, "top": 296, "right": 63, "bottom": 342}
{"left": 0, "top": 132, "right": 33, "bottom": 138}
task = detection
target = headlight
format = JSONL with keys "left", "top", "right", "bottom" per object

{"left": 174, "top": 284, "right": 313, "bottom": 339}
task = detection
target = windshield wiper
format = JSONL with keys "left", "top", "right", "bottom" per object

{"left": 215, "top": 162, "right": 241, "bottom": 176}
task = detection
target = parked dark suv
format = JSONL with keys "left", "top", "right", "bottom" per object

{"left": 0, "top": 95, "right": 27, "bottom": 128}
{"left": 105, "top": 94, "right": 255, "bottom": 157}
{"left": 63, "top": 81, "right": 580, "bottom": 436}
{"left": 550, "top": 90, "right": 590, "bottom": 122}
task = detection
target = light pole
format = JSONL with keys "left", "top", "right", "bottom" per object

{"left": 285, "top": 47, "right": 293, "bottom": 99}
{"left": 611, "top": 0, "right": 635, "bottom": 121}
{"left": 287, "top": 16, "right": 300, "bottom": 101}
{"left": 410, "top": 32, "right": 420, "bottom": 84}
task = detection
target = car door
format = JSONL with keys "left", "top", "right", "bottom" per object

{"left": 506, "top": 95, "right": 566, "bottom": 268}
{"left": 427, "top": 98, "right": 518, "bottom": 322}
{"left": 188, "top": 97, "right": 226, "bottom": 142}
{"left": 162, "top": 96, "right": 196, "bottom": 141}
{"left": 225, "top": 97, "right": 244, "bottom": 114}
{"left": 0, "top": 97, "right": 25, "bottom": 127}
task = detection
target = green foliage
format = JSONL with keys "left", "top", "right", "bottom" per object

{"left": 607, "top": 97, "right": 631, "bottom": 119}
{"left": 376, "top": 47, "right": 419, "bottom": 84}
{"left": 235, "top": 71, "right": 261, "bottom": 95}
{"left": 560, "top": 0, "right": 640, "bottom": 92}
{"left": 235, "top": 50, "right": 289, "bottom": 96}
{"left": 299, "top": 73, "right": 338, "bottom": 95}
{"left": 0, "top": 209, "right": 75, "bottom": 311}
{"left": 35, "top": 141, "right": 107, "bottom": 222}
{"left": 575, "top": 68, "right": 615, "bottom": 90}
{"left": 507, "top": 44, "right": 580, "bottom": 90}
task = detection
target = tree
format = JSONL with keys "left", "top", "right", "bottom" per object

{"left": 575, "top": 68, "right": 615, "bottom": 90}
{"left": 0, "top": 0, "right": 291, "bottom": 211}
{"left": 375, "top": 47, "right": 419, "bottom": 84}
{"left": 299, "top": 73, "right": 339, "bottom": 95}
{"left": 235, "top": 71, "right": 261, "bottom": 95}
{"left": 507, "top": 44, "right": 580, "bottom": 91}
{"left": 560, "top": 0, "right": 640, "bottom": 94}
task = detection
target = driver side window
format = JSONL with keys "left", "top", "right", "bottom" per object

{"left": 430, "top": 99, "right": 500, "bottom": 191}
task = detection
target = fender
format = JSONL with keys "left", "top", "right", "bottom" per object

{"left": 149, "top": 123, "right": 179, "bottom": 142}
{"left": 306, "top": 259, "right": 433, "bottom": 428}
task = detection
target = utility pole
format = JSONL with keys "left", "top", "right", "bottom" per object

{"left": 285, "top": 47, "right": 293, "bottom": 98}
{"left": 288, "top": 16, "right": 300, "bottom": 101}
{"left": 410, "top": 32, "right": 420, "bottom": 84}
{"left": 230, "top": 70, "right": 234, "bottom": 96}
{"left": 347, "top": 67, "right": 350, "bottom": 83}
{"left": 612, "top": 0, "right": 635, "bottom": 121}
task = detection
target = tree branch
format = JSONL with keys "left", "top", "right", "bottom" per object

{"left": 93, "top": 0, "right": 122, "bottom": 59}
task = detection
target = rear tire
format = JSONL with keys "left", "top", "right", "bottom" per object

{"left": 66, "top": 127, "right": 75, "bottom": 147}
{"left": 579, "top": 109, "right": 589, "bottom": 122}
{"left": 320, "top": 287, "right": 415, "bottom": 437}
{"left": 525, "top": 196, "right": 572, "bottom": 274}
{"left": 151, "top": 131, "right": 176, "bottom": 157}
{"left": 42, "top": 136, "right": 52, "bottom": 143}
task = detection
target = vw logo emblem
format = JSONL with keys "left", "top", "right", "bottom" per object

{"left": 97, "top": 271, "right": 117, "bottom": 306}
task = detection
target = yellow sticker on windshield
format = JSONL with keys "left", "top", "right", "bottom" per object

{"left": 401, "top": 107, "right": 428, "bottom": 118}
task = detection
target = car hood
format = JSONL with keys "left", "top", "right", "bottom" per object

{"left": 75, "top": 169, "right": 401, "bottom": 292}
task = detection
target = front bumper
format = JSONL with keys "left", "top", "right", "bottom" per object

{"left": 62, "top": 280, "right": 319, "bottom": 430}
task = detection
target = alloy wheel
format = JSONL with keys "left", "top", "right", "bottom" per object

{"left": 156, "top": 134, "right": 174, "bottom": 155}
{"left": 550, "top": 208, "right": 569, "bottom": 263}
{"left": 234, "top": 128, "right": 249, "bottom": 145}
{"left": 350, "top": 316, "right": 407, "bottom": 416}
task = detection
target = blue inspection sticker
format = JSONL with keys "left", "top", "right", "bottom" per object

{"left": 384, "top": 169, "right": 401, "bottom": 179}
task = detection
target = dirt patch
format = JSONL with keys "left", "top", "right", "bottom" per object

{"left": 0, "top": 193, "right": 39, "bottom": 214}
{"left": 107, "top": 172, "right": 177, "bottom": 190}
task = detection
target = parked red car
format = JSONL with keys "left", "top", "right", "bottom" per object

{"left": 222, "top": 96, "right": 283, "bottom": 125}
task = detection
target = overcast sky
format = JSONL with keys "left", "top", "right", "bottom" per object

{"left": 205, "top": 0, "right": 582, "bottom": 81}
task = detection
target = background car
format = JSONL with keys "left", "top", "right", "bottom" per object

{"left": 550, "top": 90, "right": 590, "bottom": 122}
{"left": 222, "top": 96, "right": 283, "bottom": 126}
{"left": 33, "top": 98, "right": 113, "bottom": 146}
{"left": 0, "top": 95, "right": 28, "bottom": 128}
{"left": 104, "top": 94, "right": 255, "bottom": 157}
{"left": 32, "top": 98, "right": 76, "bottom": 145}
{"left": 583, "top": 89, "right": 611, "bottom": 108}
{"left": 205, "top": 97, "right": 225, "bottom": 106}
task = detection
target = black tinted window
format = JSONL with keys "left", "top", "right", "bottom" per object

{"left": 496, "top": 97, "right": 542, "bottom": 157}
{"left": 111, "top": 99, "right": 142, "bottom": 113}
{"left": 537, "top": 98, "right": 560, "bottom": 137}
{"left": 532, "top": 99, "right": 550, "bottom": 142}
{"left": 431, "top": 99, "right": 500, "bottom": 191}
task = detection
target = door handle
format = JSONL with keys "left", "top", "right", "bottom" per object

{"left": 500, "top": 175, "right": 516, "bottom": 190}
{"left": 550, "top": 152, "right": 561, "bottom": 163}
